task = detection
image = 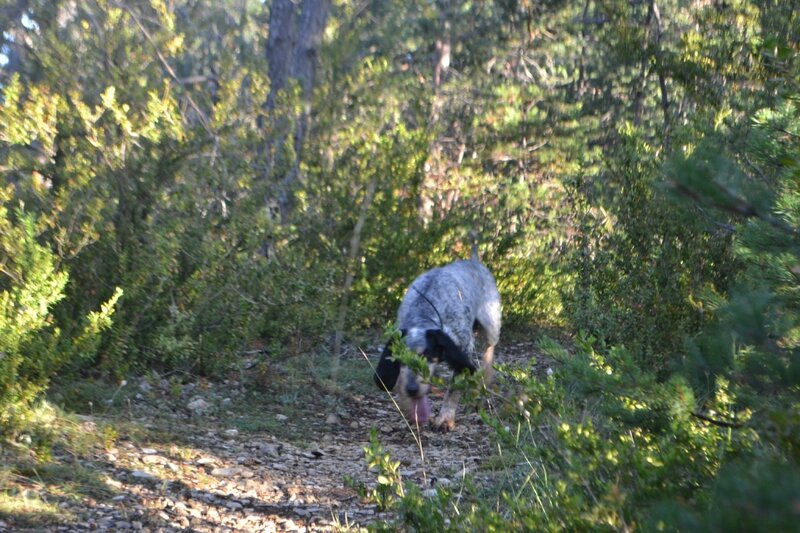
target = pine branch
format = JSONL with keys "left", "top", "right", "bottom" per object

{"left": 691, "top": 411, "right": 745, "bottom": 429}
{"left": 672, "top": 180, "right": 798, "bottom": 237}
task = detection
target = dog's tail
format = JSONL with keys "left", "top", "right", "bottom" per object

{"left": 469, "top": 230, "right": 480, "bottom": 262}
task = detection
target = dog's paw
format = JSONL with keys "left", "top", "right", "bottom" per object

{"left": 431, "top": 415, "right": 456, "bottom": 432}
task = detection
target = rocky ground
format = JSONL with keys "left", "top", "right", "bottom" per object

{"left": 2, "top": 340, "right": 550, "bottom": 532}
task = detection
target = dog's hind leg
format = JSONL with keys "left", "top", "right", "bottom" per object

{"left": 476, "top": 299, "right": 501, "bottom": 387}
{"left": 480, "top": 344, "right": 496, "bottom": 387}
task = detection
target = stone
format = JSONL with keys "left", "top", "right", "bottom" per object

{"left": 187, "top": 397, "right": 211, "bottom": 414}
{"left": 130, "top": 470, "right": 155, "bottom": 481}
{"left": 211, "top": 466, "right": 243, "bottom": 477}
{"left": 259, "top": 443, "right": 280, "bottom": 457}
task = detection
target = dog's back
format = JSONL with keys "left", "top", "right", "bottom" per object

{"left": 398, "top": 259, "right": 500, "bottom": 351}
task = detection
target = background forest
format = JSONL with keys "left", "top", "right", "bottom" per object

{"left": 1, "top": 0, "right": 799, "bottom": 530}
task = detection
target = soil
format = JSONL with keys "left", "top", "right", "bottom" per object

{"left": 2, "top": 340, "right": 550, "bottom": 532}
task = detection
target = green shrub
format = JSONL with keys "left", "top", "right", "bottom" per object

{"left": 567, "top": 125, "right": 736, "bottom": 368}
{"left": 0, "top": 198, "right": 68, "bottom": 416}
{"left": 360, "top": 336, "right": 775, "bottom": 531}
{"left": 0, "top": 194, "right": 121, "bottom": 426}
{"left": 648, "top": 458, "right": 800, "bottom": 532}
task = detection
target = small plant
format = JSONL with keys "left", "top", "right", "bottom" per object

{"left": 0, "top": 488, "right": 65, "bottom": 528}
{"left": 359, "top": 428, "right": 461, "bottom": 532}
{"left": 384, "top": 325, "right": 482, "bottom": 395}
{"left": 101, "top": 425, "right": 119, "bottom": 451}
{"left": 384, "top": 326, "right": 430, "bottom": 382}
{"left": 168, "top": 377, "right": 183, "bottom": 399}
{"left": 363, "top": 428, "right": 404, "bottom": 511}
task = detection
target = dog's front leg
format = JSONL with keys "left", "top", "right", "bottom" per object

{"left": 432, "top": 386, "right": 461, "bottom": 431}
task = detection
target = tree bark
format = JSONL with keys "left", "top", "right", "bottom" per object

{"left": 292, "top": 0, "right": 330, "bottom": 100}
{"left": 429, "top": 7, "right": 450, "bottom": 123}
{"left": 265, "top": 0, "right": 297, "bottom": 112}
{"left": 576, "top": 0, "right": 592, "bottom": 98}
{"left": 433, "top": 37, "right": 450, "bottom": 88}
{"left": 650, "top": 0, "right": 671, "bottom": 153}
{"left": 263, "top": 0, "right": 331, "bottom": 222}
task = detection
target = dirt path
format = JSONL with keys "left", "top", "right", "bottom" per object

{"left": 13, "top": 341, "right": 546, "bottom": 532}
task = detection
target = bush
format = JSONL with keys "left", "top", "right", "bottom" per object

{"left": 567, "top": 125, "right": 736, "bottom": 368}
{"left": 359, "top": 336, "right": 775, "bottom": 531}
{"left": 0, "top": 198, "right": 68, "bottom": 417}
{"left": 0, "top": 193, "right": 121, "bottom": 427}
{"left": 648, "top": 458, "right": 800, "bottom": 532}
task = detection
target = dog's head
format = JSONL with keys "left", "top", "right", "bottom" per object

{"left": 374, "top": 328, "right": 476, "bottom": 425}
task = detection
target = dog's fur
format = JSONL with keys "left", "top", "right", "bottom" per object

{"left": 374, "top": 247, "right": 501, "bottom": 431}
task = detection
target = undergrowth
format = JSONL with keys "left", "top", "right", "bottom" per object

{"left": 0, "top": 401, "right": 118, "bottom": 528}
{"left": 357, "top": 336, "right": 798, "bottom": 532}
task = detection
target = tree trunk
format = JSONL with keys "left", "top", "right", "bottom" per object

{"left": 292, "top": 0, "right": 330, "bottom": 100}
{"left": 265, "top": 0, "right": 297, "bottom": 112}
{"left": 263, "top": 0, "right": 331, "bottom": 222}
{"left": 650, "top": 0, "right": 671, "bottom": 153}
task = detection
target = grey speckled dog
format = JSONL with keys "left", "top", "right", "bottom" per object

{"left": 374, "top": 245, "right": 501, "bottom": 431}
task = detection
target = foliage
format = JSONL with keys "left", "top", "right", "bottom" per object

{"left": 648, "top": 458, "right": 800, "bottom": 532}
{"left": 0, "top": 186, "right": 121, "bottom": 422}
{"left": 384, "top": 327, "right": 430, "bottom": 381}
{"left": 1, "top": 1, "right": 327, "bottom": 375}
{"left": 0, "top": 199, "right": 67, "bottom": 416}
{"left": 1, "top": 0, "right": 572, "bottom": 379}
{"left": 360, "top": 337, "right": 792, "bottom": 531}
{"left": 362, "top": 428, "right": 406, "bottom": 512}
{"left": 1, "top": 0, "right": 799, "bottom": 529}
{"left": 567, "top": 125, "right": 736, "bottom": 366}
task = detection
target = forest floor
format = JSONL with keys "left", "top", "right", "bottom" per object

{"left": 1, "top": 338, "right": 553, "bottom": 532}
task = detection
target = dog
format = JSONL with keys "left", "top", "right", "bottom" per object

{"left": 373, "top": 243, "right": 501, "bottom": 431}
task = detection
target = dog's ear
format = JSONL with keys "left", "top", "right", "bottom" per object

{"left": 374, "top": 343, "right": 400, "bottom": 391}
{"left": 426, "top": 329, "right": 477, "bottom": 373}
